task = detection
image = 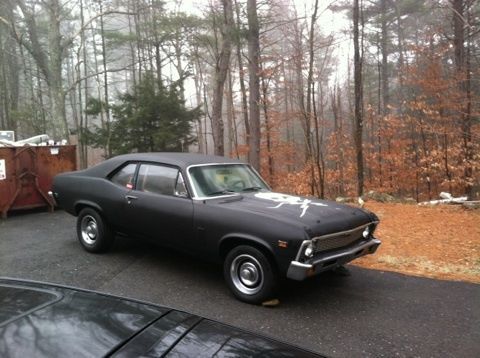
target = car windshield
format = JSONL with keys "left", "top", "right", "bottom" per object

{"left": 188, "top": 164, "right": 269, "bottom": 197}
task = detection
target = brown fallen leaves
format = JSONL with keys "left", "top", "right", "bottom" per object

{"left": 354, "top": 202, "right": 480, "bottom": 284}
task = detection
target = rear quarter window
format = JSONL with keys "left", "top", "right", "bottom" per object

{"left": 0, "top": 286, "right": 60, "bottom": 326}
{"left": 110, "top": 163, "right": 137, "bottom": 189}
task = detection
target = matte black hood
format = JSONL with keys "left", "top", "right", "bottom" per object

{"left": 215, "top": 191, "right": 375, "bottom": 237}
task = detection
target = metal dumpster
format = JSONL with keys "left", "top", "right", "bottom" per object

{"left": 0, "top": 145, "right": 76, "bottom": 218}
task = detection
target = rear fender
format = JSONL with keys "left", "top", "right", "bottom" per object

{"left": 74, "top": 201, "right": 104, "bottom": 216}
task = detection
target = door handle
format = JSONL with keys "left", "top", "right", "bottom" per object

{"left": 125, "top": 195, "right": 138, "bottom": 204}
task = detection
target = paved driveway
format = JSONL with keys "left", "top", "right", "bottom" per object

{"left": 1, "top": 210, "right": 479, "bottom": 357}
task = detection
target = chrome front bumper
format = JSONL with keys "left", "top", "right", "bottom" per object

{"left": 286, "top": 238, "right": 381, "bottom": 280}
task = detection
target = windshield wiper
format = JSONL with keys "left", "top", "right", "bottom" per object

{"left": 241, "top": 186, "right": 263, "bottom": 192}
{"left": 207, "top": 189, "right": 235, "bottom": 196}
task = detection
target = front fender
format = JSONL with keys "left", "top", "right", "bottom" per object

{"left": 218, "top": 233, "right": 302, "bottom": 275}
{"left": 218, "top": 233, "right": 276, "bottom": 259}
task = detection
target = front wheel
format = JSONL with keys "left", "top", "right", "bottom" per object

{"left": 76, "top": 208, "right": 114, "bottom": 253}
{"left": 223, "top": 245, "right": 278, "bottom": 304}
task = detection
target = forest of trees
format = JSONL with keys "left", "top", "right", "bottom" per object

{"left": 0, "top": 0, "right": 479, "bottom": 201}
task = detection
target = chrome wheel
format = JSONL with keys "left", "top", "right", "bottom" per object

{"left": 230, "top": 254, "right": 264, "bottom": 295}
{"left": 80, "top": 215, "right": 98, "bottom": 245}
{"left": 77, "top": 208, "right": 114, "bottom": 253}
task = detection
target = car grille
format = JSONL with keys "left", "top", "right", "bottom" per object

{"left": 312, "top": 226, "right": 365, "bottom": 252}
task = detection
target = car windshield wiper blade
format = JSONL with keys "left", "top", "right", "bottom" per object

{"left": 241, "top": 186, "right": 263, "bottom": 192}
{"left": 207, "top": 189, "right": 235, "bottom": 196}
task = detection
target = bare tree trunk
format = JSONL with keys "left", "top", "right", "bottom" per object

{"left": 151, "top": 0, "right": 162, "bottom": 89}
{"left": 127, "top": 0, "right": 137, "bottom": 89}
{"left": 353, "top": 0, "right": 364, "bottom": 196}
{"left": 67, "top": 55, "right": 80, "bottom": 151}
{"left": 225, "top": 70, "right": 233, "bottom": 157}
{"left": 408, "top": 113, "right": 420, "bottom": 202}
{"left": 173, "top": 32, "right": 185, "bottom": 100}
{"left": 380, "top": 0, "right": 389, "bottom": 115}
{"left": 293, "top": 18, "right": 308, "bottom": 165}
{"left": 79, "top": 0, "right": 88, "bottom": 168}
{"left": 226, "top": 69, "right": 239, "bottom": 157}
{"left": 233, "top": 0, "right": 250, "bottom": 154}
{"left": 260, "top": 72, "right": 273, "bottom": 182}
{"left": 0, "top": 4, "right": 19, "bottom": 132}
{"left": 247, "top": 0, "right": 261, "bottom": 170}
{"left": 313, "top": 77, "right": 324, "bottom": 198}
{"left": 375, "top": 0, "right": 387, "bottom": 188}
{"left": 99, "top": 3, "right": 112, "bottom": 157}
{"left": 91, "top": 29, "right": 106, "bottom": 134}
{"left": 302, "top": 0, "right": 320, "bottom": 196}
{"left": 134, "top": 5, "right": 143, "bottom": 83}
{"left": 228, "top": 70, "right": 239, "bottom": 158}
{"left": 281, "top": 60, "right": 293, "bottom": 172}
{"left": 375, "top": 35, "right": 383, "bottom": 188}
{"left": 47, "top": 0, "right": 68, "bottom": 138}
{"left": 6, "top": 0, "right": 68, "bottom": 137}
{"left": 332, "top": 86, "right": 345, "bottom": 196}
{"left": 193, "top": 55, "right": 205, "bottom": 154}
{"left": 0, "top": 63, "right": 6, "bottom": 129}
{"left": 72, "top": 46, "right": 84, "bottom": 168}
{"left": 211, "top": 0, "right": 234, "bottom": 156}
{"left": 36, "top": 62, "right": 47, "bottom": 133}
{"left": 452, "top": 0, "right": 473, "bottom": 197}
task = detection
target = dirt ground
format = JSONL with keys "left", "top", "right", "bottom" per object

{"left": 354, "top": 202, "right": 480, "bottom": 284}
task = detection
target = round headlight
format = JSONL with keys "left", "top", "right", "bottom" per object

{"left": 362, "top": 227, "right": 370, "bottom": 239}
{"left": 305, "top": 245, "right": 314, "bottom": 258}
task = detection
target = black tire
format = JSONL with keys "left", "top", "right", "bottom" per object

{"left": 223, "top": 245, "right": 278, "bottom": 304}
{"left": 76, "top": 208, "right": 114, "bottom": 253}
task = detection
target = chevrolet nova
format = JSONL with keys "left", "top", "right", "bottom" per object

{"left": 51, "top": 153, "right": 381, "bottom": 304}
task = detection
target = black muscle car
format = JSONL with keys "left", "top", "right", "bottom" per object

{"left": 51, "top": 153, "right": 381, "bottom": 304}
{"left": 0, "top": 278, "right": 323, "bottom": 357}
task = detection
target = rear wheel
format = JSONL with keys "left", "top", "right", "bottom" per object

{"left": 76, "top": 208, "right": 114, "bottom": 253}
{"left": 224, "top": 245, "right": 278, "bottom": 304}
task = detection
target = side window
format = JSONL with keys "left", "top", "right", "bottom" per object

{"left": 137, "top": 164, "right": 184, "bottom": 197}
{"left": 110, "top": 163, "right": 137, "bottom": 189}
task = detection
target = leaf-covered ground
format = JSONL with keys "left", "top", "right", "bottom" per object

{"left": 354, "top": 202, "right": 480, "bottom": 283}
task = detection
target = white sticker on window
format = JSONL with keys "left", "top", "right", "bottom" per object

{"left": 0, "top": 159, "right": 6, "bottom": 180}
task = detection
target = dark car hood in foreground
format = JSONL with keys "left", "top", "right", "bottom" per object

{"left": 212, "top": 191, "right": 376, "bottom": 236}
{"left": 0, "top": 278, "right": 322, "bottom": 358}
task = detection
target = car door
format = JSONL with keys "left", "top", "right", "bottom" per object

{"left": 124, "top": 163, "right": 194, "bottom": 248}
{"left": 102, "top": 162, "right": 139, "bottom": 230}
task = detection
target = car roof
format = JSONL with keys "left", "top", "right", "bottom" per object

{"left": 0, "top": 278, "right": 324, "bottom": 358}
{"left": 114, "top": 152, "right": 244, "bottom": 168}
{"left": 84, "top": 152, "right": 245, "bottom": 177}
